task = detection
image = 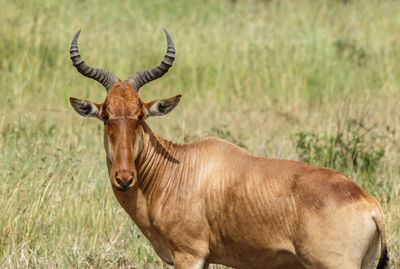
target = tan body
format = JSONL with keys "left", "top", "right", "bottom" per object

{"left": 69, "top": 29, "right": 388, "bottom": 269}
{"left": 107, "top": 118, "right": 385, "bottom": 269}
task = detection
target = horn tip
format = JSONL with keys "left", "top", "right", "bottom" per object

{"left": 163, "top": 27, "right": 170, "bottom": 36}
{"left": 73, "top": 29, "right": 82, "bottom": 42}
{"left": 162, "top": 28, "right": 174, "bottom": 47}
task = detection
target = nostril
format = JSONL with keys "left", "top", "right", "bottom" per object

{"left": 116, "top": 176, "right": 133, "bottom": 189}
{"left": 116, "top": 176, "right": 125, "bottom": 187}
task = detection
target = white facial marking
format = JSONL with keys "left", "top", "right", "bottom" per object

{"left": 133, "top": 127, "right": 143, "bottom": 160}
{"left": 105, "top": 125, "right": 142, "bottom": 164}
{"left": 107, "top": 136, "right": 114, "bottom": 163}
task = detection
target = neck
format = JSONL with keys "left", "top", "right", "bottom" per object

{"left": 135, "top": 122, "right": 182, "bottom": 198}
{"left": 109, "top": 122, "right": 199, "bottom": 245}
{"left": 106, "top": 123, "right": 183, "bottom": 250}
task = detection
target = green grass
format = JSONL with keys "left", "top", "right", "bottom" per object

{"left": 0, "top": 0, "right": 399, "bottom": 267}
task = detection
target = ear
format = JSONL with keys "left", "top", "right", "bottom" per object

{"left": 69, "top": 97, "right": 101, "bottom": 118}
{"left": 144, "top": 94, "right": 182, "bottom": 118}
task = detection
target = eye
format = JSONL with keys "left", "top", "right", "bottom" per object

{"left": 138, "top": 114, "right": 144, "bottom": 121}
{"left": 103, "top": 114, "right": 109, "bottom": 121}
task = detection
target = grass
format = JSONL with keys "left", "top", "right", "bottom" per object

{"left": 0, "top": 0, "right": 399, "bottom": 267}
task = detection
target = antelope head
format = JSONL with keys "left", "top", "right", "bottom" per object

{"left": 69, "top": 29, "right": 181, "bottom": 191}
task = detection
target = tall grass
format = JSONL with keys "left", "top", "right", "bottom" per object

{"left": 0, "top": 0, "right": 399, "bottom": 267}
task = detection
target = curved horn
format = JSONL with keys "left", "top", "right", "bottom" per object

{"left": 127, "top": 28, "right": 175, "bottom": 92}
{"left": 70, "top": 29, "right": 120, "bottom": 91}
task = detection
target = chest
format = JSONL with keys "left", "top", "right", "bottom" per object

{"left": 112, "top": 188, "right": 174, "bottom": 264}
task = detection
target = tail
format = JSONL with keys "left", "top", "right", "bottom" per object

{"left": 376, "top": 246, "right": 389, "bottom": 269}
{"left": 373, "top": 208, "right": 389, "bottom": 269}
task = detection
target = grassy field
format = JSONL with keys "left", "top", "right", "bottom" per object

{"left": 0, "top": 0, "right": 399, "bottom": 267}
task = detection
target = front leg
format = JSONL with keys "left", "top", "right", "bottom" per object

{"left": 172, "top": 252, "right": 208, "bottom": 269}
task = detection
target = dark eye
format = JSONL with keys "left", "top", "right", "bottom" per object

{"left": 103, "top": 115, "right": 109, "bottom": 121}
{"left": 138, "top": 114, "right": 144, "bottom": 121}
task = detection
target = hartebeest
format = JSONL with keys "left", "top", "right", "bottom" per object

{"left": 69, "top": 29, "right": 388, "bottom": 269}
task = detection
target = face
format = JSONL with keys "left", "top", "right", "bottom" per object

{"left": 70, "top": 80, "right": 181, "bottom": 191}
{"left": 101, "top": 81, "right": 144, "bottom": 191}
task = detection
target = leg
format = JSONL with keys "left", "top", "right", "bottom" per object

{"left": 172, "top": 252, "right": 207, "bottom": 269}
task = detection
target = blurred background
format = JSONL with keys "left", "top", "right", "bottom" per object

{"left": 0, "top": 0, "right": 399, "bottom": 267}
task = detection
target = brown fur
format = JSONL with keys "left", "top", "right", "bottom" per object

{"left": 71, "top": 80, "right": 387, "bottom": 269}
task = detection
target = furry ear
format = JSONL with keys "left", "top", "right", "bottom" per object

{"left": 69, "top": 97, "right": 101, "bottom": 118}
{"left": 144, "top": 95, "right": 181, "bottom": 117}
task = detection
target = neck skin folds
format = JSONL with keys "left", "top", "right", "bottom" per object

{"left": 135, "top": 123, "right": 181, "bottom": 197}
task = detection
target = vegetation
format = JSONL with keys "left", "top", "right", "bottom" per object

{"left": 293, "top": 118, "right": 385, "bottom": 175}
{"left": 0, "top": 0, "right": 399, "bottom": 267}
